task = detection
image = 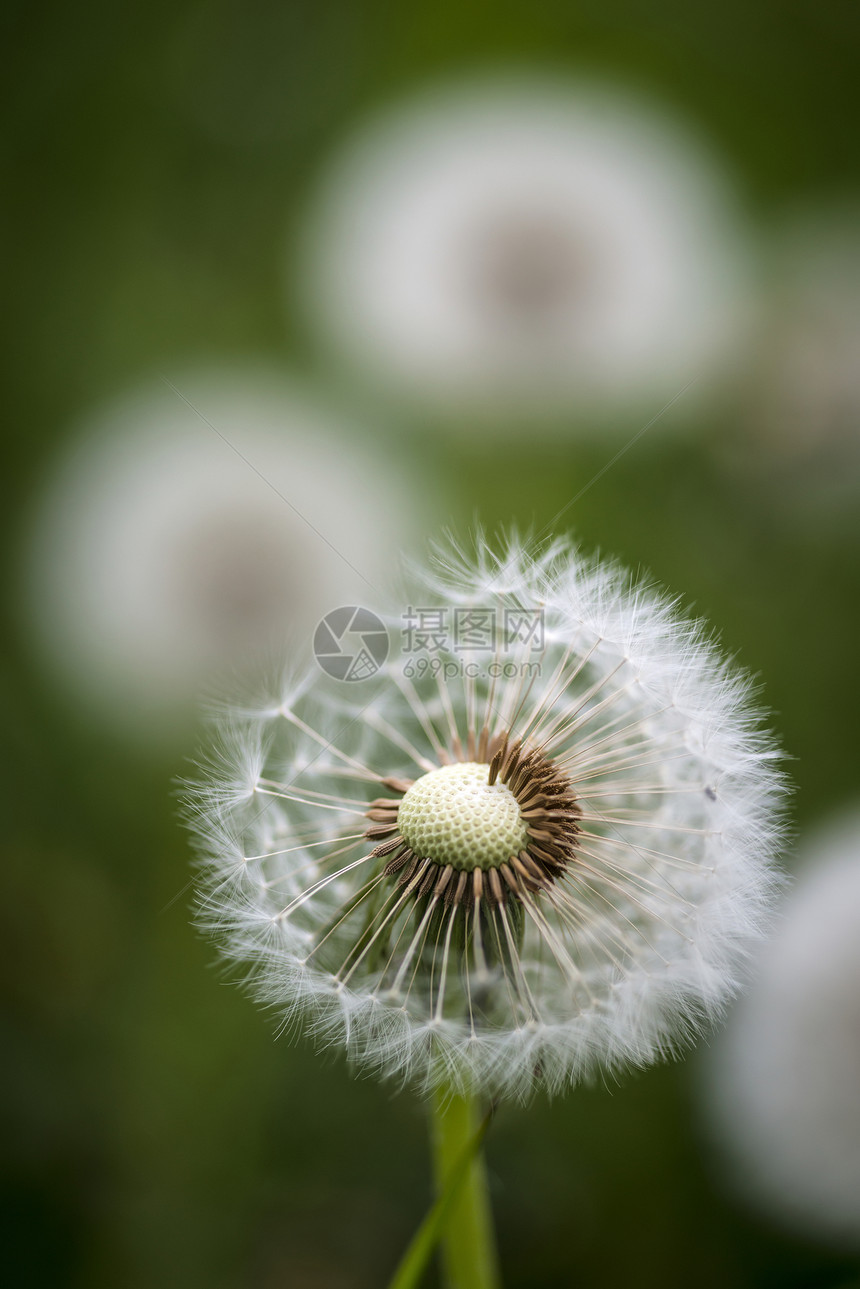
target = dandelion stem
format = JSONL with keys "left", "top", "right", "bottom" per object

{"left": 431, "top": 1083, "right": 501, "bottom": 1289}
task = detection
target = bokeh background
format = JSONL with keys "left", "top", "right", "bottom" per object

{"left": 4, "top": 1, "right": 860, "bottom": 1286}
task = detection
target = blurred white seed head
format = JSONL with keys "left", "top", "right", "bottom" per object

{"left": 22, "top": 368, "right": 425, "bottom": 744}
{"left": 737, "top": 203, "right": 860, "bottom": 519}
{"left": 701, "top": 810, "right": 860, "bottom": 1247}
{"left": 186, "top": 536, "right": 784, "bottom": 1100}
{"left": 299, "top": 75, "right": 756, "bottom": 429}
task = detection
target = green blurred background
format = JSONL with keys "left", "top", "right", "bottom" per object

{"left": 4, "top": 1, "right": 860, "bottom": 1286}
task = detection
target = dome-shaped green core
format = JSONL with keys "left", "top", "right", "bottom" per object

{"left": 397, "top": 762, "right": 529, "bottom": 871}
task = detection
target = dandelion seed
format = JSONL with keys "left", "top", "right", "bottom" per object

{"left": 187, "top": 536, "right": 784, "bottom": 1100}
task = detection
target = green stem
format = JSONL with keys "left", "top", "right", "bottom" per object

{"left": 430, "top": 1084, "right": 502, "bottom": 1289}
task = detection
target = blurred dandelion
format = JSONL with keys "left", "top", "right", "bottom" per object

{"left": 298, "top": 76, "right": 756, "bottom": 429}
{"left": 702, "top": 810, "right": 860, "bottom": 1247}
{"left": 23, "top": 368, "right": 425, "bottom": 744}
{"left": 187, "top": 536, "right": 784, "bottom": 1100}
{"left": 734, "top": 203, "right": 860, "bottom": 521}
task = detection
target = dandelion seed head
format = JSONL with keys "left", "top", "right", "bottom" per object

{"left": 187, "top": 536, "right": 785, "bottom": 1100}
{"left": 728, "top": 201, "right": 860, "bottom": 529}
{"left": 701, "top": 810, "right": 860, "bottom": 1246}
{"left": 299, "top": 75, "right": 755, "bottom": 428}
{"left": 22, "top": 368, "right": 426, "bottom": 743}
